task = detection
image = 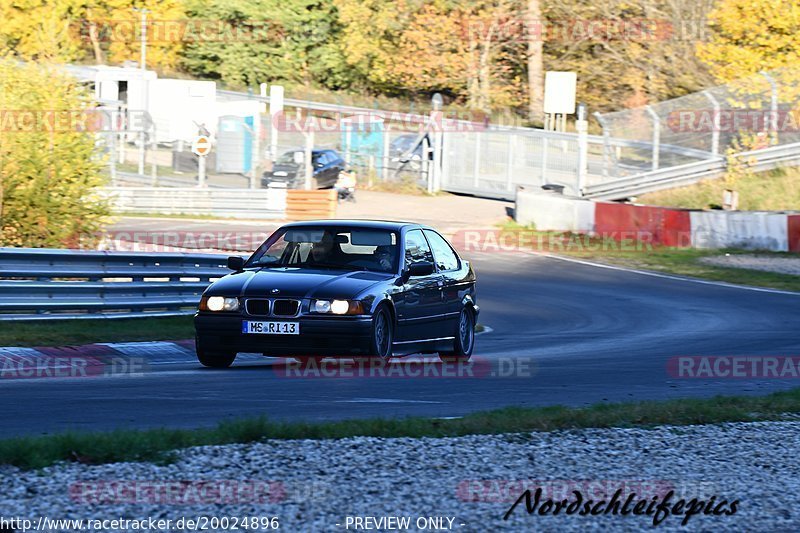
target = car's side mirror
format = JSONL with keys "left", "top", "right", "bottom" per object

{"left": 408, "top": 261, "right": 435, "bottom": 277}
{"left": 227, "top": 256, "right": 245, "bottom": 272}
{"left": 397, "top": 261, "right": 435, "bottom": 284}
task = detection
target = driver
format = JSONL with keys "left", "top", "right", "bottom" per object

{"left": 374, "top": 245, "right": 395, "bottom": 272}
{"left": 309, "top": 232, "right": 336, "bottom": 264}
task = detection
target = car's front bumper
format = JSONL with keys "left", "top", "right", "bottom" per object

{"left": 194, "top": 313, "right": 373, "bottom": 357}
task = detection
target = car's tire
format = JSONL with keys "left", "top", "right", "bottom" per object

{"left": 438, "top": 306, "right": 475, "bottom": 363}
{"left": 196, "top": 347, "right": 237, "bottom": 368}
{"left": 369, "top": 305, "right": 394, "bottom": 361}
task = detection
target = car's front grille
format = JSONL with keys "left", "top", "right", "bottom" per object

{"left": 272, "top": 299, "right": 300, "bottom": 316}
{"left": 245, "top": 299, "right": 270, "bottom": 316}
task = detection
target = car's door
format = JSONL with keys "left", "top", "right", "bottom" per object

{"left": 394, "top": 229, "right": 444, "bottom": 342}
{"left": 423, "top": 229, "right": 465, "bottom": 331}
{"left": 317, "top": 151, "right": 339, "bottom": 188}
{"left": 310, "top": 152, "right": 325, "bottom": 188}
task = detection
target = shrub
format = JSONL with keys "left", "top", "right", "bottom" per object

{"left": 0, "top": 60, "right": 109, "bottom": 248}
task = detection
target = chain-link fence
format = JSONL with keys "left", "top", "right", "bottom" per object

{"left": 442, "top": 128, "right": 604, "bottom": 199}
{"left": 595, "top": 67, "right": 800, "bottom": 180}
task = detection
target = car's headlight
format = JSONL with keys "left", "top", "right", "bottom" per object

{"left": 200, "top": 296, "right": 239, "bottom": 312}
{"left": 312, "top": 299, "right": 364, "bottom": 315}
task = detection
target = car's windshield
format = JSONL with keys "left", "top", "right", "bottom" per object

{"left": 247, "top": 226, "right": 399, "bottom": 273}
{"left": 275, "top": 151, "right": 303, "bottom": 165}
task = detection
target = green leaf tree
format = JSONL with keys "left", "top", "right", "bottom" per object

{"left": 0, "top": 60, "right": 109, "bottom": 248}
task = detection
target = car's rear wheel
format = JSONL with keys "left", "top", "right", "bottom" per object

{"left": 438, "top": 306, "right": 475, "bottom": 362}
{"left": 369, "top": 306, "right": 394, "bottom": 361}
{"left": 196, "top": 341, "right": 237, "bottom": 368}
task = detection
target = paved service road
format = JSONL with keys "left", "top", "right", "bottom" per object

{"left": 2, "top": 251, "right": 799, "bottom": 436}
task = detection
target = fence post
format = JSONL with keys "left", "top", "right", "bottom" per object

{"left": 576, "top": 103, "right": 588, "bottom": 195}
{"left": 702, "top": 90, "right": 720, "bottom": 157}
{"left": 472, "top": 133, "right": 481, "bottom": 189}
{"left": 109, "top": 132, "right": 117, "bottom": 186}
{"left": 760, "top": 71, "right": 779, "bottom": 146}
{"left": 505, "top": 133, "right": 514, "bottom": 191}
{"left": 440, "top": 130, "right": 451, "bottom": 192}
{"left": 304, "top": 129, "right": 314, "bottom": 190}
{"left": 382, "top": 126, "right": 390, "bottom": 182}
{"left": 645, "top": 105, "right": 660, "bottom": 170}
{"left": 593, "top": 112, "right": 610, "bottom": 179}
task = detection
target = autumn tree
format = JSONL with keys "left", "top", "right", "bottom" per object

{"left": 544, "top": 0, "right": 714, "bottom": 112}
{"left": 697, "top": 0, "right": 800, "bottom": 82}
{"left": 0, "top": 0, "right": 185, "bottom": 71}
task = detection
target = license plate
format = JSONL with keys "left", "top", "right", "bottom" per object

{"left": 242, "top": 321, "right": 299, "bottom": 335}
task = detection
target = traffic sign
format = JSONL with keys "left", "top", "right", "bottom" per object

{"left": 191, "top": 135, "right": 211, "bottom": 156}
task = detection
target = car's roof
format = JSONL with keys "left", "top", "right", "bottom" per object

{"left": 280, "top": 219, "right": 426, "bottom": 232}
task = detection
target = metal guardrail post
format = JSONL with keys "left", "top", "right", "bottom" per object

{"left": 702, "top": 90, "right": 721, "bottom": 157}
{"left": 645, "top": 105, "right": 660, "bottom": 171}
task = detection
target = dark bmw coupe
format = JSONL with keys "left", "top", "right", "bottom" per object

{"left": 194, "top": 220, "right": 478, "bottom": 368}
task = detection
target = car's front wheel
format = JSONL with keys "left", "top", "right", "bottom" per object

{"left": 439, "top": 306, "right": 475, "bottom": 362}
{"left": 196, "top": 339, "right": 237, "bottom": 368}
{"left": 369, "top": 305, "right": 394, "bottom": 361}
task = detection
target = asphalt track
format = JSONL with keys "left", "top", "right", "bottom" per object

{"left": 2, "top": 250, "right": 799, "bottom": 436}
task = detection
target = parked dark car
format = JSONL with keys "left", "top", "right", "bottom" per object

{"left": 390, "top": 134, "right": 433, "bottom": 168}
{"left": 261, "top": 149, "right": 345, "bottom": 189}
{"left": 194, "top": 220, "right": 478, "bottom": 368}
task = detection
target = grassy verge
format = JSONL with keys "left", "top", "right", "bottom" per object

{"left": 637, "top": 166, "right": 800, "bottom": 211}
{"left": 498, "top": 222, "right": 800, "bottom": 292}
{"left": 4, "top": 388, "right": 800, "bottom": 469}
{"left": 0, "top": 316, "right": 195, "bottom": 347}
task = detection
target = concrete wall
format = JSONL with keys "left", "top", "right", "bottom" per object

{"left": 690, "top": 211, "right": 788, "bottom": 251}
{"left": 515, "top": 190, "right": 595, "bottom": 232}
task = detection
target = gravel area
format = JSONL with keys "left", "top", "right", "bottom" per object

{"left": 2, "top": 421, "right": 798, "bottom": 532}
{"left": 700, "top": 254, "right": 800, "bottom": 276}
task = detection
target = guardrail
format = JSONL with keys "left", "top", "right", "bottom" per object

{"left": 0, "top": 248, "right": 231, "bottom": 321}
{"left": 100, "top": 186, "right": 287, "bottom": 219}
{"left": 583, "top": 141, "right": 800, "bottom": 200}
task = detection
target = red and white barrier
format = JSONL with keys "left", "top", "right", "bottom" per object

{"left": 515, "top": 190, "right": 800, "bottom": 252}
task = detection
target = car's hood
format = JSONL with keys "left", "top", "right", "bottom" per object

{"left": 207, "top": 268, "right": 394, "bottom": 300}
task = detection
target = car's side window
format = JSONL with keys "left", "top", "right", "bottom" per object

{"left": 423, "top": 230, "right": 460, "bottom": 271}
{"left": 404, "top": 230, "right": 433, "bottom": 269}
